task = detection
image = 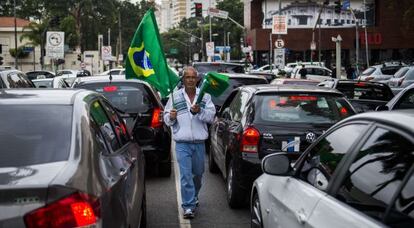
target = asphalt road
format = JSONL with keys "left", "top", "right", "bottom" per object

{"left": 146, "top": 143, "right": 250, "bottom": 228}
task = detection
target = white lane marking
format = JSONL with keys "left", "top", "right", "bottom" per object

{"left": 172, "top": 141, "right": 192, "bottom": 228}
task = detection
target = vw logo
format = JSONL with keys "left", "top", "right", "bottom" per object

{"left": 305, "top": 132, "right": 317, "bottom": 143}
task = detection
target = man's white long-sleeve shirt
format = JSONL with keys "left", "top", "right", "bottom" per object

{"left": 163, "top": 88, "right": 216, "bottom": 142}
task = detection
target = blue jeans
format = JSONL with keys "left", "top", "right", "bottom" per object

{"left": 175, "top": 142, "right": 205, "bottom": 210}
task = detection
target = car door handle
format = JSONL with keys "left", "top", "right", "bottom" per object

{"left": 296, "top": 210, "right": 306, "bottom": 224}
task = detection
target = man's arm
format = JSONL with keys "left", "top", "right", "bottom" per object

{"left": 196, "top": 94, "right": 216, "bottom": 124}
{"left": 163, "top": 96, "right": 177, "bottom": 126}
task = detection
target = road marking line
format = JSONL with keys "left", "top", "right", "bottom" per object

{"left": 172, "top": 141, "right": 192, "bottom": 228}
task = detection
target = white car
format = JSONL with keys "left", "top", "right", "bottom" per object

{"left": 284, "top": 62, "right": 325, "bottom": 76}
{"left": 251, "top": 111, "right": 414, "bottom": 228}
{"left": 56, "top": 69, "right": 79, "bottom": 79}
{"left": 97, "top": 68, "right": 125, "bottom": 76}
{"left": 291, "top": 65, "right": 333, "bottom": 81}
{"left": 358, "top": 63, "right": 405, "bottom": 82}
{"left": 250, "top": 64, "right": 279, "bottom": 74}
{"left": 32, "top": 76, "right": 70, "bottom": 88}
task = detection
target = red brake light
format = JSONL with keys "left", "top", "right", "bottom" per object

{"left": 24, "top": 192, "right": 100, "bottom": 228}
{"left": 340, "top": 107, "right": 348, "bottom": 116}
{"left": 355, "top": 82, "right": 366, "bottom": 87}
{"left": 103, "top": 85, "right": 118, "bottom": 92}
{"left": 241, "top": 127, "right": 260, "bottom": 153}
{"left": 151, "top": 107, "right": 163, "bottom": 128}
{"left": 289, "top": 96, "right": 317, "bottom": 101}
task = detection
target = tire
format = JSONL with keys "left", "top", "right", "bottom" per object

{"left": 250, "top": 191, "right": 263, "bottom": 228}
{"left": 208, "top": 145, "right": 219, "bottom": 173}
{"left": 226, "top": 160, "right": 247, "bottom": 208}
{"left": 139, "top": 192, "right": 147, "bottom": 228}
{"left": 158, "top": 161, "right": 171, "bottom": 177}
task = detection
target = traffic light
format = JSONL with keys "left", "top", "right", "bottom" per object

{"left": 77, "top": 54, "right": 81, "bottom": 61}
{"left": 0, "top": 56, "right": 3, "bottom": 65}
{"left": 334, "top": 1, "right": 342, "bottom": 13}
{"left": 195, "top": 3, "right": 202, "bottom": 17}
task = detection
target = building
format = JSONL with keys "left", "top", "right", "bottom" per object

{"left": 244, "top": 0, "right": 414, "bottom": 70}
{"left": 172, "top": 0, "right": 187, "bottom": 26}
{"left": 160, "top": 0, "right": 174, "bottom": 32}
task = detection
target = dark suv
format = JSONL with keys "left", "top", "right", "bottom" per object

{"left": 73, "top": 75, "right": 172, "bottom": 176}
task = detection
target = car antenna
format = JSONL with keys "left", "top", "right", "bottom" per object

{"left": 109, "top": 71, "right": 112, "bottom": 84}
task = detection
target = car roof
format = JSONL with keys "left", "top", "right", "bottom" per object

{"left": 32, "top": 78, "right": 53, "bottom": 82}
{"left": 344, "top": 110, "right": 414, "bottom": 134}
{"left": 73, "top": 75, "right": 151, "bottom": 86}
{"left": 221, "top": 73, "right": 268, "bottom": 79}
{"left": 0, "top": 89, "right": 94, "bottom": 105}
{"left": 193, "top": 62, "right": 244, "bottom": 66}
{"left": 241, "top": 84, "right": 342, "bottom": 95}
{"left": 328, "top": 79, "right": 389, "bottom": 86}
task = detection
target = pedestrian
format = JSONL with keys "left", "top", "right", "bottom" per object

{"left": 346, "top": 65, "right": 355, "bottom": 79}
{"left": 163, "top": 66, "right": 216, "bottom": 219}
{"left": 299, "top": 65, "right": 307, "bottom": 79}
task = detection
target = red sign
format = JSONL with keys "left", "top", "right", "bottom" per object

{"left": 360, "top": 32, "right": 382, "bottom": 45}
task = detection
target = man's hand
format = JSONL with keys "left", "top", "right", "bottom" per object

{"left": 190, "top": 104, "right": 200, "bottom": 115}
{"left": 170, "top": 109, "right": 177, "bottom": 121}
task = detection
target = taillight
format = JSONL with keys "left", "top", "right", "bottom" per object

{"left": 24, "top": 192, "right": 100, "bottom": 228}
{"left": 151, "top": 107, "right": 163, "bottom": 128}
{"left": 241, "top": 127, "right": 260, "bottom": 153}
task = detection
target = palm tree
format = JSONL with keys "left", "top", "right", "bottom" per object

{"left": 20, "top": 21, "right": 48, "bottom": 69}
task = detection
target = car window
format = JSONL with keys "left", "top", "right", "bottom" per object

{"left": 405, "top": 69, "right": 414, "bottom": 80}
{"left": 90, "top": 100, "right": 121, "bottom": 152}
{"left": 387, "top": 173, "right": 414, "bottom": 226}
{"left": 0, "top": 105, "right": 72, "bottom": 167}
{"left": 312, "top": 68, "right": 325, "bottom": 76}
{"left": 219, "top": 90, "right": 238, "bottom": 118}
{"left": 395, "top": 89, "right": 414, "bottom": 109}
{"left": 229, "top": 91, "right": 250, "bottom": 122}
{"left": 394, "top": 67, "right": 410, "bottom": 78}
{"left": 254, "top": 94, "right": 353, "bottom": 124}
{"left": 337, "top": 83, "right": 394, "bottom": 101}
{"left": 381, "top": 66, "right": 401, "bottom": 75}
{"left": 297, "top": 124, "right": 367, "bottom": 191}
{"left": 361, "top": 67, "right": 376, "bottom": 76}
{"left": 335, "top": 127, "right": 414, "bottom": 225}
{"left": 2, "top": 72, "right": 33, "bottom": 88}
{"left": 100, "top": 101, "right": 130, "bottom": 146}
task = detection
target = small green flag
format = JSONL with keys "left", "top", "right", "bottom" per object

{"left": 125, "top": 9, "right": 179, "bottom": 97}
{"left": 196, "top": 72, "right": 230, "bottom": 104}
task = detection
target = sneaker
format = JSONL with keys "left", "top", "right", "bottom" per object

{"left": 183, "top": 209, "right": 194, "bottom": 219}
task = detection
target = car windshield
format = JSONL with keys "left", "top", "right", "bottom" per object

{"left": 76, "top": 82, "right": 153, "bottom": 113}
{"left": 254, "top": 93, "right": 353, "bottom": 124}
{"left": 393, "top": 67, "right": 409, "bottom": 78}
{"left": 0, "top": 105, "right": 72, "bottom": 167}
{"left": 33, "top": 80, "right": 53, "bottom": 88}
{"left": 361, "top": 67, "right": 376, "bottom": 76}
{"left": 211, "top": 77, "right": 267, "bottom": 106}
{"left": 194, "top": 64, "right": 245, "bottom": 75}
{"left": 57, "top": 71, "right": 72, "bottom": 76}
{"left": 336, "top": 83, "right": 394, "bottom": 101}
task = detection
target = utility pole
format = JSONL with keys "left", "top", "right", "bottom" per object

{"left": 350, "top": 8, "right": 359, "bottom": 75}
{"left": 363, "top": 0, "right": 369, "bottom": 67}
{"left": 14, "top": 0, "right": 18, "bottom": 69}
{"left": 118, "top": 11, "right": 122, "bottom": 64}
{"left": 332, "top": 35, "right": 342, "bottom": 79}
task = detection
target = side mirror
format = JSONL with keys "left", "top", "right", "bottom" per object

{"left": 262, "top": 153, "right": 292, "bottom": 176}
{"left": 133, "top": 126, "right": 155, "bottom": 145}
{"left": 375, "top": 105, "right": 389, "bottom": 111}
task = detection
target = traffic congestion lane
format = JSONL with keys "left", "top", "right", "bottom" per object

{"left": 146, "top": 141, "right": 250, "bottom": 228}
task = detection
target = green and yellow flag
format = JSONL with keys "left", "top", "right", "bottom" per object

{"left": 196, "top": 72, "right": 230, "bottom": 104}
{"left": 125, "top": 9, "right": 179, "bottom": 97}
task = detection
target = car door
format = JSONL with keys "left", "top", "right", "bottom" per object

{"left": 100, "top": 100, "right": 143, "bottom": 227}
{"left": 263, "top": 123, "right": 368, "bottom": 228}
{"left": 309, "top": 125, "right": 414, "bottom": 228}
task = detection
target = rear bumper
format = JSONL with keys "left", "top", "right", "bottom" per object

{"left": 234, "top": 156, "right": 262, "bottom": 191}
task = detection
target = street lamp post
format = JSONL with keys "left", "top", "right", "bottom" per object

{"left": 14, "top": 0, "right": 18, "bottom": 69}
{"left": 227, "top": 32, "right": 230, "bottom": 61}
{"left": 332, "top": 35, "right": 342, "bottom": 79}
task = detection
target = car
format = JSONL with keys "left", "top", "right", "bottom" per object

{"left": 247, "top": 71, "right": 277, "bottom": 82}
{"left": 251, "top": 110, "right": 414, "bottom": 228}
{"left": 0, "top": 69, "right": 35, "bottom": 88}
{"left": 291, "top": 65, "right": 333, "bottom": 81}
{"left": 249, "top": 64, "right": 279, "bottom": 74}
{"left": 318, "top": 79, "right": 394, "bottom": 113}
{"left": 25, "top": 70, "right": 55, "bottom": 80}
{"left": 209, "top": 84, "right": 355, "bottom": 208}
{"left": 56, "top": 69, "right": 79, "bottom": 79}
{"left": 72, "top": 75, "right": 172, "bottom": 177}
{"left": 193, "top": 62, "right": 245, "bottom": 77}
{"left": 97, "top": 68, "right": 125, "bottom": 76}
{"left": 0, "top": 89, "right": 146, "bottom": 227}
{"left": 284, "top": 62, "right": 325, "bottom": 77}
{"left": 358, "top": 62, "right": 405, "bottom": 82}
{"left": 376, "top": 83, "right": 414, "bottom": 110}
{"left": 270, "top": 78, "right": 320, "bottom": 86}
{"left": 32, "top": 76, "right": 70, "bottom": 88}
{"left": 388, "top": 66, "right": 414, "bottom": 94}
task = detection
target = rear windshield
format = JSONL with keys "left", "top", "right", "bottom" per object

{"left": 76, "top": 82, "right": 154, "bottom": 113}
{"left": 33, "top": 80, "right": 53, "bottom": 88}
{"left": 254, "top": 94, "right": 353, "bottom": 124}
{"left": 0, "top": 105, "right": 72, "bottom": 167}
{"left": 194, "top": 64, "right": 245, "bottom": 75}
{"left": 283, "top": 80, "right": 320, "bottom": 86}
{"left": 394, "top": 67, "right": 410, "bottom": 78}
{"left": 361, "top": 67, "right": 376, "bottom": 76}
{"left": 211, "top": 77, "right": 267, "bottom": 106}
{"left": 381, "top": 66, "right": 402, "bottom": 75}
{"left": 337, "top": 83, "right": 394, "bottom": 101}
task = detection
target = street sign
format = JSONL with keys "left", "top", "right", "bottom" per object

{"left": 193, "top": 53, "right": 199, "bottom": 61}
{"left": 272, "top": 15, "right": 287, "bottom": 35}
{"left": 215, "top": 46, "right": 231, "bottom": 52}
{"left": 275, "top": 39, "right": 285, "bottom": 49}
{"left": 170, "top": 48, "right": 178, "bottom": 54}
{"left": 118, "top": 54, "right": 123, "bottom": 61}
{"left": 206, "top": 42, "right": 215, "bottom": 57}
{"left": 101, "top": 46, "right": 112, "bottom": 61}
{"left": 46, "top": 31, "right": 64, "bottom": 58}
{"left": 208, "top": 8, "right": 229, "bottom": 19}
{"left": 274, "top": 48, "right": 285, "bottom": 69}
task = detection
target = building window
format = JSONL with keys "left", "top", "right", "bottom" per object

{"left": 288, "top": 19, "right": 291, "bottom": 25}
{"left": 298, "top": 16, "right": 307, "bottom": 25}
{"left": 347, "top": 20, "right": 350, "bottom": 24}
{"left": 341, "top": 19, "right": 345, "bottom": 24}
{"left": 327, "top": 19, "right": 331, "bottom": 25}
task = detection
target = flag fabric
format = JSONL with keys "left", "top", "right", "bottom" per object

{"left": 196, "top": 72, "right": 230, "bottom": 104}
{"left": 125, "top": 9, "right": 179, "bottom": 97}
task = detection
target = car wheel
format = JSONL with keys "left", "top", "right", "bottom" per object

{"left": 139, "top": 192, "right": 147, "bottom": 228}
{"left": 158, "top": 162, "right": 171, "bottom": 177}
{"left": 226, "top": 160, "right": 246, "bottom": 208}
{"left": 208, "top": 145, "right": 219, "bottom": 173}
{"left": 251, "top": 191, "right": 263, "bottom": 228}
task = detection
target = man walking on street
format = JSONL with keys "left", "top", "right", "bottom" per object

{"left": 164, "top": 67, "right": 216, "bottom": 219}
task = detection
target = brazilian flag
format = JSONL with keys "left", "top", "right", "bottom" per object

{"left": 125, "top": 9, "right": 179, "bottom": 97}
{"left": 196, "top": 72, "right": 230, "bottom": 104}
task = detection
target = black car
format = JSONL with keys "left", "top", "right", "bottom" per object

{"left": 0, "top": 70, "right": 35, "bottom": 88}
{"left": 377, "top": 83, "right": 414, "bottom": 110}
{"left": 318, "top": 79, "right": 394, "bottom": 112}
{"left": 73, "top": 75, "right": 172, "bottom": 177}
{"left": 209, "top": 84, "right": 356, "bottom": 208}
{"left": 0, "top": 89, "right": 146, "bottom": 227}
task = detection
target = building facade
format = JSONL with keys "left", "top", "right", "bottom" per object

{"left": 244, "top": 0, "right": 414, "bottom": 69}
